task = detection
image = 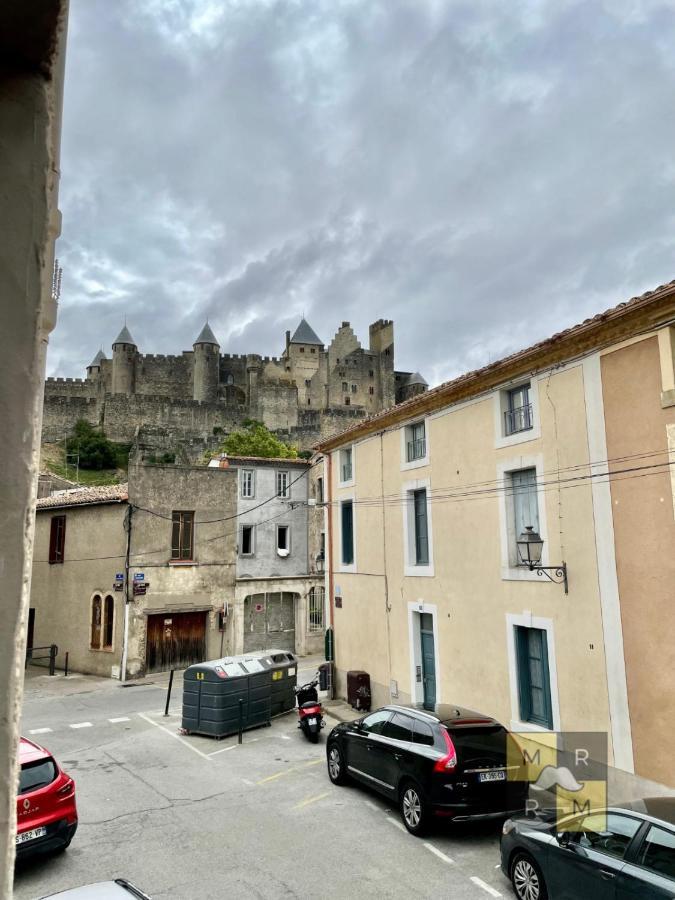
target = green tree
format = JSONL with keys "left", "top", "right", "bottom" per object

{"left": 67, "top": 420, "right": 126, "bottom": 470}
{"left": 213, "top": 420, "right": 298, "bottom": 459}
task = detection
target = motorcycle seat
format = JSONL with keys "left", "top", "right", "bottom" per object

{"left": 300, "top": 701, "right": 320, "bottom": 710}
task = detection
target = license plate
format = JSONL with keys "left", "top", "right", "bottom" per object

{"left": 307, "top": 717, "right": 318, "bottom": 725}
{"left": 479, "top": 770, "right": 506, "bottom": 783}
{"left": 16, "top": 826, "right": 46, "bottom": 845}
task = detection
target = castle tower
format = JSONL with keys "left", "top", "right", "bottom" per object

{"left": 112, "top": 325, "right": 137, "bottom": 395}
{"left": 86, "top": 348, "right": 106, "bottom": 381}
{"left": 192, "top": 322, "right": 220, "bottom": 402}
{"left": 369, "top": 319, "right": 395, "bottom": 409}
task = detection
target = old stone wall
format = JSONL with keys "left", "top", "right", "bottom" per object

{"left": 256, "top": 380, "right": 299, "bottom": 431}
{"left": 102, "top": 394, "right": 248, "bottom": 442}
{"left": 42, "top": 395, "right": 101, "bottom": 439}
{"left": 135, "top": 353, "right": 193, "bottom": 398}
{"left": 45, "top": 377, "right": 95, "bottom": 397}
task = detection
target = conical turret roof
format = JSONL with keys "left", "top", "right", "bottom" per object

{"left": 290, "top": 318, "right": 323, "bottom": 346}
{"left": 113, "top": 325, "right": 136, "bottom": 346}
{"left": 88, "top": 349, "right": 107, "bottom": 367}
{"left": 194, "top": 322, "right": 220, "bottom": 346}
{"left": 407, "top": 372, "right": 428, "bottom": 386}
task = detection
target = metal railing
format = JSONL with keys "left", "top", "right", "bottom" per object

{"left": 504, "top": 403, "right": 533, "bottom": 436}
{"left": 26, "top": 644, "right": 58, "bottom": 676}
{"left": 407, "top": 437, "right": 426, "bottom": 462}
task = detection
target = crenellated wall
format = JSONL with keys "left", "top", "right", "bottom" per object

{"left": 42, "top": 396, "right": 101, "bottom": 440}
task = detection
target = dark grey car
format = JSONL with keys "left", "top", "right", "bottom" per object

{"left": 500, "top": 796, "right": 675, "bottom": 899}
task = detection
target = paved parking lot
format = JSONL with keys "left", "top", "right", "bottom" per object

{"left": 15, "top": 667, "right": 512, "bottom": 899}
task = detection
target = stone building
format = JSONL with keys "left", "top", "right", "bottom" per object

{"left": 42, "top": 317, "right": 427, "bottom": 455}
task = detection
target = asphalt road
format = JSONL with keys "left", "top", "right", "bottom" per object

{"left": 15, "top": 665, "right": 513, "bottom": 900}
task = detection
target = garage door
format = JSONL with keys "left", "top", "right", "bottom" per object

{"left": 244, "top": 592, "right": 296, "bottom": 653}
{"left": 146, "top": 611, "right": 207, "bottom": 673}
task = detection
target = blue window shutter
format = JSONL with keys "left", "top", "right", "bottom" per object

{"left": 341, "top": 501, "right": 354, "bottom": 565}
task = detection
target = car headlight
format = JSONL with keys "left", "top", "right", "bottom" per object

{"left": 502, "top": 819, "right": 516, "bottom": 836}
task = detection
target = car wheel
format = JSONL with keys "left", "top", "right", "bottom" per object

{"left": 327, "top": 743, "right": 348, "bottom": 785}
{"left": 400, "top": 781, "right": 429, "bottom": 836}
{"left": 511, "top": 852, "right": 548, "bottom": 900}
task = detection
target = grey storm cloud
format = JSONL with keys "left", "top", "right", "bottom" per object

{"left": 50, "top": 0, "right": 675, "bottom": 384}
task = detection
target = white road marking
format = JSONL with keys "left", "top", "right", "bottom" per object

{"left": 385, "top": 817, "right": 407, "bottom": 834}
{"left": 137, "top": 713, "right": 212, "bottom": 761}
{"left": 294, "top": 792, "right": 330, "bottom": 810}
{"left": 28, "top": 728, "right": 53, "bottom": 735}
{"left": 280, "top": 735, "right": 291, "bottom": 741}
{"left": 109, "top": 717, "right": 130, "bottom": 723}
{"left": 69, "top": 722, "right": 93, "bottom": 729}
{"left": 423, "top": 843, "right": 455, "bottom": 864}
{"left": 470, "top": 877, "right": 502, "bottom": 897}
{"left": 364, "top": 800, "right": 380, "bottom": 811}
{"left": 208, "top": 744, "right": 237, "bottom": 756}
{"left": 242, "top": 779, "right": 254, "bottom": 786}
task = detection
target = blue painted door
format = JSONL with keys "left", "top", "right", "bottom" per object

{"left": 420, "top": 617, "right": 436, "bottom": 710}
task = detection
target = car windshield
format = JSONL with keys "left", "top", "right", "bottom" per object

{"left": 19, "top": 758, "right": 58, "bottom": 794}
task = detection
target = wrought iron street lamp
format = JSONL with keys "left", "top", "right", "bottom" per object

{"left": 315, "top": 552, "right": 325, "bottom": 574}
{"left": 517, "top": 526, "right": 568, "bottom": 593}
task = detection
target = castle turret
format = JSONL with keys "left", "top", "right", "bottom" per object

{"left": 369, "top": 319, "right": 395, "bottom": 408}
{"left": 112, "top": 325, "right": 137, "bottom": 395}
{"left": 86, "top": 348, "right": 106, "bottom": 381}
{"left": 192, "top": 322, "right": 220, "bottom": 402}
{"left": 246, "top": 353, "right": 263, "bottom": 416}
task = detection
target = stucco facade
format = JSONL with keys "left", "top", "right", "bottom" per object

{"left": 318, "top": 283, "right": 675, "bottom": 784}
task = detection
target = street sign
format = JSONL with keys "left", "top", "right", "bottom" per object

{"left": 133, "top": 585, "right": 147, "bottom": 596}
{"left": 115, "top": 573, "right": 124, "bottom": 582}
{"left": 113, "top": 584, "right": 124, "bottom": 592}
{"left": 133, "top": 573, "right": 145, "bottom": 582}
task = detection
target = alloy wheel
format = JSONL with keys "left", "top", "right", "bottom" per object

{"left": 512, "top": 857, "right": 540, "bottom": 900}
{"left": 402, "top": 788, "right": 421, "bottom": 829}
{"left": 328, "top": 746, "right": 342, "bottom": 781}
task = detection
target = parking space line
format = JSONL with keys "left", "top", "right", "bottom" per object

{"left": 208, "top": 744, "right": 237, "bottom": 756}
{"left": 256, "top": 759, "right": 322, "bottom": 785}
{"left": 28, "top": 728, "right": 53, "bottom": 735}
{"left": 137, "top": 713, "right": 212, "bottom": 761}
{"left": 423, "top": 843, "right": 455, "bottom": 864}
{"left": 363, "top": 800, "right": 380, "bottom": 811}
{"left": 294, "top": 792, "right": 329, "bottom": 810}
{"left": 69, "top": 722, "right": 93, "bottom": 729}
{"left": 385, "top": 817, "right": 407, "bottom": 834}
{"left": 109, "top": 717, "right": 130, "bottom": 723}
{"left": 470, "top": 876, "right": 502, "bottom": 897}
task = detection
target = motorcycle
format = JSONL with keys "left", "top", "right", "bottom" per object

{"left": 294, "top": 676, "right": 324, "bottom": 743}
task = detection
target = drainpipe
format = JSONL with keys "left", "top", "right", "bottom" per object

{"left": 325, "top": 453, "right": 335, "bottom": 699}
{"left": 120, "top": 504, "right": 133, "bottom": 683}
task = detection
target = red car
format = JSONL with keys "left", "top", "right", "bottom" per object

{"left": 16, "top": 737, "right": 77, "bottom": 857}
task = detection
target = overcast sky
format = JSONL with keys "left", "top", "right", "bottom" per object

{"left": 50, "top": 0, "right": 675, "bottom": 386}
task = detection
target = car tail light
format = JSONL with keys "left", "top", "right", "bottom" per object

{"left": 434, "top": 728, "right": 457, "bottom": 773}
{"left": 57, "top": 779, "right": 74, "bottom": 796}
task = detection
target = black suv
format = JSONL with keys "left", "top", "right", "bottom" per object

{"left": 326, "top": 704, "right": 527, "bottom": 835}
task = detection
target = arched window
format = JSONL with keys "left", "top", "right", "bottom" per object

{"left": 103, "top": 595, "right": 114, "bottom": 649}
{"left": 90, "top": 595, "right": 102, "bottom": 648}
{"left": 225, "top": 373, "right": 234, "bottom": 386}
{"left": 308, "top": 586, "right": 324, "bottom": 632}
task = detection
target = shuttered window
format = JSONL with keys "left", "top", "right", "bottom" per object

{"left": 49, "top": 515, "right": 66, "bottom": 564}
{"left": 171, "top": 511, "right": 194, "bottom": 560}
{"left": 276, "top": 471, "right": 289, "bottom": 498}
{"left": 91, "top": 595, "right": 102, "bottom": 648}
{"left": 103, "top": 595, "right": 114, "bottom": 649}
{"left": 413, "top": 489, "right": 429, "bottom": 565}
{"left": 515, "top": 626, "right": 553, "bottom": 728}
{"left": 241, "top": 470, "right": 254, "bottom": 498}
{"left": 341, "top": 500, "right": 354, "bottom": 565}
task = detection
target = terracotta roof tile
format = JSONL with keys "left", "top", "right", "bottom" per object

{"left": 36, "top": 483, "right": 128, "bottom": 510}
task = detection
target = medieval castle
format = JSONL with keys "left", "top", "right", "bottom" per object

{"left": 43, "top": 318, "right": 427, "bottom": 456}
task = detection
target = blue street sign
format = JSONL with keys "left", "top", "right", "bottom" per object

{"left": 115, "top": 573, "right": 124, "bottom": 581}
{"left": 133, "top": 573, "right": 145, "bottom": 582}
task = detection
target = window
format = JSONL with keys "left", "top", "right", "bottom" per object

{"left": 316, "top": 476, "right": 324, "bottom": 503}
{"left": 308, "top": 586, "right": 324, "bottom": 632}
{"left": 299, "top": 346, "right": 305, "bottom": 353}
{"left": 369, "top": 370, "right": 374, "bottom": 377}
{"left": 277, "top": 525, "right": 289, "bottom": 554}
{"left": 342, "top": 381, "right": 348, "bottom": 392}
{"left": 340, "top": 448, "right": 353, "bottom": 483}
{"left": 351, "top": 384, "right": 357, "bottom": 393}
{"left": 413, "top": 489, "right": 429, "bottom": 565}
{"left": 638, "top": 825, "right": 675, "bottom": 878}
{"left": 240, "top": 524, "right": 254, "bottom": 556}
{"left": 577, "top": 813, "right": 641, "bottom": 859}
{"left": 369, "top": 386, "right": 374, "bottom": 395}
{"left": 103, "top": 595, "right": 114, "bottom": 649}
{"left": 310, "top": 347, "right": 316, "bottom": 354}
{"left": 406, "top": 421, "right": 426, "bottom": 462}
{"left": 515, "top": 626, "right": 553, "bottom": 728}
{"left": 361, "top": 710, "right": 391, "bottom": 734}
{"left": 48, "top": 515, "right": 66, "bottom": 564}
{"left": 91, "top": 595, "right": 102, "bottom": 648}
{"left": 341, "top": 500, "right": 354, "bottom": 565}
{"left": 382, "top": 712, "right": 414, "bottom": 742}
{"left": 510, "top": 468, "right": 539, "bottom": 564}
{"left": 344, "top": 397, "right": 350, "bottom": 405}
{"left": 225, "top": 373, "right": 234, "bottom": 385}
{"left": 412, "top": 720, "right": 435, "bottom": 746}
{"left": 305, "top": 379, "right": 311, "bottom": 387}
{"left": 505, "top": 383, "right": 533, "bottom": 436}
{"left": 385, "top": 347, "right": 390, "bottom": 356}
{"left": 307, "top": 398, "right": 311, "bottom": 405}
{"left": 171, "top": 511, "right": 194, "bottom": 560}
{"left": 276, "top": 470, "right": 289, "bottom": 498}
{"left": 241, "top": 469, "right": 255, "bottom": 498}
{"left": 19, "top": 759, "right": 58, "bottom": 795}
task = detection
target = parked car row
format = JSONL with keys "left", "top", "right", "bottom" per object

{"left": 325, "top": 703, "right": 675, "bottom": 899}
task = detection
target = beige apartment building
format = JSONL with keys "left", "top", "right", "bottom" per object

{"left": 318, "top": 281, "right": 675, "bottom": 786}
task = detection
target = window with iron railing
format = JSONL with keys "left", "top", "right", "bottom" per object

{"left": 308, "top": 586, "right": 324, "bottom": 632}
{"left": 504, "top": 384, "right": 533, "bottom": 436}
{"left": 406, "top": 421, "right": 426, "bottom": 462}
